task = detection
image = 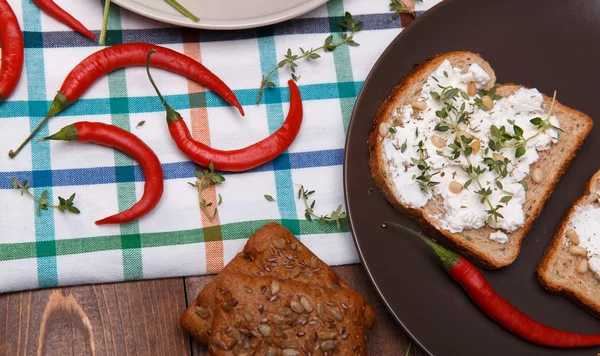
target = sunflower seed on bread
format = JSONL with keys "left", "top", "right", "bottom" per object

{"left": 180, "top": 222, "right": 376, "bottom": 350}
{"left": 369, "top": 51, "right": 593, "bottom": 268}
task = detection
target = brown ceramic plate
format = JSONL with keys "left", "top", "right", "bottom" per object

{"left": 344, "top": 0, "right": 600, "bottom": 355}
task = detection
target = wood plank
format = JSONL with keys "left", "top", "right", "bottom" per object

{"left": 184, "top": 264, "right": 427, "bottom": 356}
{"left": 0, "top": 278, "right": 190, "bottom": 356}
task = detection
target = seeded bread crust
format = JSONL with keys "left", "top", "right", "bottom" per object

{"left": 208, "top": 274, "right": 370, "bottom": 355}
{"left": 537, "top": 170, "right": 600, "bottom": 317}
{"left": 180, "top": 222, "right": 376, "bottom": 346}
{"left": 369, "top": 51, "right": 593, "bottom": 269}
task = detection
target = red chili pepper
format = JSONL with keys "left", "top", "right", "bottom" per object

{"left": 31, "top": 0, "right": 95, "bottom": 40}
{"left": 42, "top": 122, "right": 164, "bottom": 225}
{"left": 9, "top": 43, "right": 244, "bottom": 158}
{"left": 145, "top": 50, "right": 302, "bottom": 172}
{"left": 0, "top": 0, "right": 24, "bottom": 104}
{"left": 383, "top": 222, "right": 600, "bottom": 348}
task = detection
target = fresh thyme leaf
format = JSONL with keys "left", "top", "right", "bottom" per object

{"left": 136, "top": 120, "right": 145, "bottom": 128}
{"left": 513, "top": 125, "right": 524, "bottom": 138}
{"left": 297, "top": 185, "right": 347, "bottom": 230}
{"left": 9, "top": 176, "right": 80, "bottom": 216}
{"left": 264, "top": 194, "right": 275, "bottom": 202}
{"left": 521, "top": 180, "right": 529, "bottom": 191}
{"left": 400, "top": 139, "right": 408, "bottom": 153}
{"left": 515, "top": 145, "right": 526, "bottom": 158}
{"left": 500, "top": 195, "right": 512, "bottom": 204}
{"left": 256, "top": 12, "right": 362, "bottom": 104}
{"left": 389, "top": 0, "right": 415, "bottom": 18}
{"left": 434, "top": 123, "right": 449, "bottom": 132}
{"left": 368, "top": 188, "right": 374, "bottom": 197}
{"left": 189, "top": 163, "right": 225, "bottom": 220}
{"left": 530, "top": 117, "right": 542, "bottom": 126}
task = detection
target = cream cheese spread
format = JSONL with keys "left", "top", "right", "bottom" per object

{"left": 566, "top": 205, "right": 600, "bottom": 279}
{"left": 381, "top": 59, "right": 560, "bottom": 243}
{"left": 489, "top": 231, "right": 509, "bottom": 244}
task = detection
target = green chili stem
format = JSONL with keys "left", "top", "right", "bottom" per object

{"left": 382, "top": 221, "right": 461, "bottom": 270}
{"left": 99, "top": 0, "right": 111, "bottom": 45}
{"left": 165, "top": 0, "right": 200, "bottom": 22}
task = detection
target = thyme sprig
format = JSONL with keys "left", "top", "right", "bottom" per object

{"left": 390, "top": 0, "right": 415, "bottom": 17}
{"left": 487, "top": 91, "right": 560, "bottom": 158}
{"left": 473, "top": 84, "right": 501, "bottom": 111}
{"left": 430, "top": 87, "right": 507, "bottom": 224}
{"left": 412, "top": 141, "right": 439, "bottom": 192}
{"left": 431, "top": 85, "right": 471, "bottom": 134}
{"left": 188, "top": 163, "right": 225, "bottom": 220}
{"left": 10, "top": 176, "right": 80, "bottom": 216}
{"left": 256, "top": 12, "right": 362, "bottom": 104}
{"left": 449, "top": 138, "right": 506, "bottom": 224}
{"left": 298, "top": 185, "right": 347, "bottom": 230}
{"left": 390, "top": 0, "right": 423, "bottom": 18}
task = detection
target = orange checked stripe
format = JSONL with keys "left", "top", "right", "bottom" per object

{"left": 182, "top": 38, "right": 224, "bottom": 275}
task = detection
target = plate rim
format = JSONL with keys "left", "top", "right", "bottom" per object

{"left": 111, "top": 0, "right": 330, "bottom": 30}
{"left": 343, "top": 0, "right": 463, "bottom": 355}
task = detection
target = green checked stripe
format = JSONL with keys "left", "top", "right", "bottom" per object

{"left": 104, "top": 3, "right": 143, "bottom": 281}
{"left": 257, "top": 27, "right": 300, "bottom": 236}
{"left": 22, "top": 1, "right": 58, "bottom": 288}
{"left": 327, "top": 0, "right": 357, "bottom": 133}
{"left": 0, "top": 219, "right": 349, "bottom": 262}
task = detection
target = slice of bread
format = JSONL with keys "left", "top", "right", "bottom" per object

{"left": 538, "top": 170, "right": 600, "bottom": 316}
{"left": 369, "top": 51, "right": 593, "bottom": 269}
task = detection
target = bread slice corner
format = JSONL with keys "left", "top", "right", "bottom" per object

{"left": 369, "top": 51, "right": 593, "bottom": 269}
{"left": 537, "top": 170, "right": 600, "bottom": 317}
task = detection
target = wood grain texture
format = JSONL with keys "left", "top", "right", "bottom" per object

{"left": 0, "top": 265, "right": 421, "bottom": 356}
{"left": 0, "top": 279, "right": 190, "bottom": 356}
{"left": 184, "top": 265, "right": 426, "bottom": 356}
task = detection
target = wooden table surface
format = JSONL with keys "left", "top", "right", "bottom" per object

{"left": 0, "top": 264, "right": 426, "bottom": 356}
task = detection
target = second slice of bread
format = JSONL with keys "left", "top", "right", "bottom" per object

{"left": 369, "top": 51, "right": 593, "bottom": 269}
{"left": 538, "top": 170, "right": 600, "bottom": 317}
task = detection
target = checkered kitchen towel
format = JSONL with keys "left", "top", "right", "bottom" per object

{"left": 0, "top": 0, "right": 440, "bottom": 293}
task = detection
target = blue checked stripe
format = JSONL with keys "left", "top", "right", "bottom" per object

{"left": 0, "top": 81, "right": 364, "bottom": 119}
{"left": 21, "top": 12, "right": 400, "bottom": 49}
{"left": 2, "top": 149, "right": 344, "bottom": 189}
{"left": 257, "top": 26, "right": 300, "bottom": 236}
{"left": 327, "top": 0, "right": 358, "bottom": 133}
{"left": 22, "top": 1, "right": 58, "bottom": 288}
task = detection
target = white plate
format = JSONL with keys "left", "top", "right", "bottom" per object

{"left": 111, "top": 0, "right": 330, "bottom": 30}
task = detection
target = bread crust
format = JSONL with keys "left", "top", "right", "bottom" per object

{"left": 369, "top": 52, "right": 593, "bottom": 269}
{"left": 537, "top": 170, "right": 600, "bottom": 317}
{"left": 180, "top": 222, "right": 376, "bottom": 345}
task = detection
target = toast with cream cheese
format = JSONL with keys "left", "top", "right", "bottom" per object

{"left": 369, "top": 51, "right": 593, "bottom": 268}
{"left": 538, "top": 170, "right": 600, "bottom": 316}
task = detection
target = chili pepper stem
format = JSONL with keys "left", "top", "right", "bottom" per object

{"left": 382, "top": 221, "right": 460, "bottom": 270}
{"left": 99, "top": 0, "right": 111, "bottom": 45}
{"left": 165, "top": 0, "right": 200, "bottom": 22}
{"left": 8, "top": 93, "right": 72, "bottom": 158}
{"left": 145, "top": 50, "right": 182, "bottom": 124}
{"left": 40, "top": 124, "right": 79, "bottom": 142}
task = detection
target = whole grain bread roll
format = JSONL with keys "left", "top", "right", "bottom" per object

{"left": 180, "top": 222, "right": 376, "bottom": 353}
